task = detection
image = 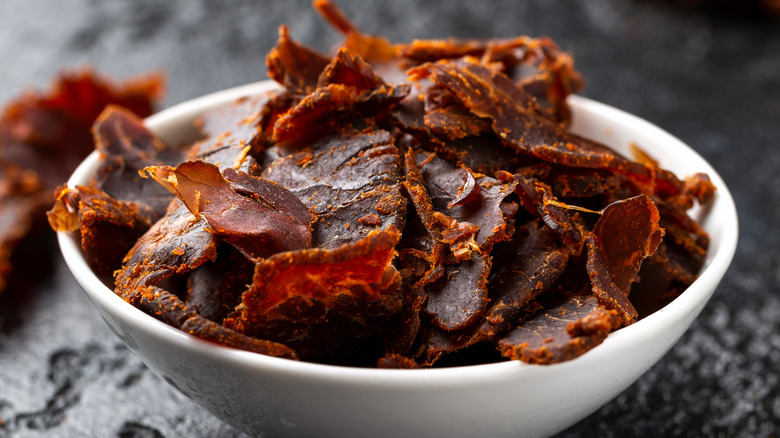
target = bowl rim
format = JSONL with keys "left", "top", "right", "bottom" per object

{"left": 57, "top": 80, "right": 739, "bottom": 383}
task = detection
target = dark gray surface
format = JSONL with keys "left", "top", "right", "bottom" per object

{"left": 0, "top": 1, "right": 777, "bottom": 436}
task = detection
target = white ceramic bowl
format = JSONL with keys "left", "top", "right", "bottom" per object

{"left": 57, "top": 81, "right": 738, "bottom": 438}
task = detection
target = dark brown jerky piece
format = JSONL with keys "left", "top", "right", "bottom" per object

{"left": 399, "top": 38, "right": 487, "bottom": 65}
{"left": 587, "top": 195, "right": 664, "bottom": 324}
{"left": 224, "top": 227, "right": 403, "bottom": 362}
{"left": 499, "top": 295, "right": 621, "bottom": 364}
{"left": 0, "top": 195, "right": 41, "bottom": 291}
{"left": 271, "top": 82, "right": 409, "bottom": 149}
{"left": 229, "top": 227, "right": 400, "bottom": 323}
{"left": 517, "top": 163, "right": 622, "bottom": 201}
{"left": 49, "top": 185, "right": 155, "bottom": 278}
{"left": 513, "top": 174, "right": 583, "bottom": 253}
{"left": 317, "top": 47, "right": 385, "bottom": 91}
{"left": 408, "top": 61, "right": 668, "bottom": 193}
{"left": 424, "top": 251, "right": 491, "bottom": 331}
{"left": 479, "top": 219, "right": 570, "bottom": 337}
{"left": 481, "top": 36, "right": 584, "bottom": 123}
{"left": 191, "top": 90, "right": 274, "bottom": 167}
{"left": 423, "top": 105, "right": 492, "bottom": 141}
{"left": 416, "top": 151, "right": 517, "bottom": 254}
{"left": 399, "top": 149, "right": 448, "bottom": 286}
{"left": 92, "top": 106, "right": 179, "bottom": 218}
{"left": 133, "top": 284, "right": 298, "bottom": 359}
{"left": 314, "top": 0, "right": 399, "bottom": 67}
{"left": 185, "top": 249, "right": 254, "bottom": 322}
{"left": 415, "top": 321, "right": 483, "bottom": 366}
{"left": 1, "top": 70, "right": 161, "bottom": 192}
{"left": 262, "top": 128, "right": 405, "bottom": 249}
{"left": 385, "top": 277, "right": 427, "bottom": 356}
{"left": 181, "top": 316, "right": 298, "bottom": 359}
{"left": 266, "top": 25, "right": 331, "bottom": 94}
{"left": 115, "top": 201, "right": 218, "bottom": 299}
{"left": 143, "top": 161, "right": 312, "bottom": 259}
{"left": 6, "top": 70, "right": 161, "bottom": 292}
{"left": 377, "top": 353, "right": 421, "bottom": 369}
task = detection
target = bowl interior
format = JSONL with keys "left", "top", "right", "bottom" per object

{"left": 57, "top": 81, "right": 738, "bottom": 438}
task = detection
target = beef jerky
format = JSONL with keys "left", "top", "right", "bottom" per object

{"left": 408, "top": 60, "right": 674, "bottom": 195}
{"left": 115, "top": 201, "right": 218, "bottom": 300}
{"left": 271, "top": 82, "right": 409, "bottom": 149}
{"left": 479, "top": 219, "right": 570, "bottom": 338}
{"left": 415, "top": 151, "right": 517, "bottom": 255}
{"left": 266, "top": 25, "right": 331, "bottom": 94}
{"left": 191, "top": 90, "right": 274, "bottom": 166}
{"left": 516, "top": 163, "right": 622, "bottom": 201}
{"left": 143, "top": 161, "right": 312, "bottom": 260}
{"left": 92, "top": 106, "right": 179, "bottom": 218}
{"left": 499, "top": 295, "right": 621, "bottom": 364}
{"left": 262, "top": 128, "right": 405, "bottom": 249}
{"left": 48, "top": 185, "right": 155, "bottom": 278}
{"left": 424, "top": 251, "right": 491, "bottom": 331}
{"left": 224, "top": 227, "right": 402, "bottom": 362}
{"left": 185, "top": 248, "right": 254, "bottom": 322}
{"left": 480, "top": 36, "right": 584, "bottom": 123}
{"left": 181, "top": 315, "right": 297, "bottom": 359}
{"left": 513, "top": 174, "right": 584, "bottom": 253}
{"left": 133, "top": 283, "right": 298, "bottom": 359}
{"left": 377, "top": 353, "right": 421, "bottom": 369}
{"left": 587, "top": 194, "right": 664, "bottom": 324}
{"left": 0, "top": 70, "right": 161, "bottom": 292}
{"left": 399, "top": 149, "right": 448, "bottom": 286}
{"left": 313, "top": 0, "right": 399, "bottom": 66}
{"left": 0, "top": 70, "right": 162, "bottom": 190}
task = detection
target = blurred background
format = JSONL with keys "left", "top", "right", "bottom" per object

{"left": 0, "top": 0, "right": 778, "bottom": 436}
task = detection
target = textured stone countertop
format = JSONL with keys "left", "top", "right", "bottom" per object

{"left": 0, "top": 1, "right": 778, "bottom": 437}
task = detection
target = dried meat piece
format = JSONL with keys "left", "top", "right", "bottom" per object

{"left": 399, "top": 149, "right": 448, "bottom": 286}
{"left": 224, "top": 227, "right": 403, "bottom": 362}
{"left": 181, "top": 315, "right": 298, "bottom": 359}
{"left": 408, "top": 60, "right": 672, "bottom": 194}
{"left": 479, "top": 219, "right": 570, "bottom": 337}
{"left": 271, "top": 82, "right": 409, "bottom": 149}
{"left": 587, "top": 194, "right": 664, "bottom": 324}
{"left": 481, "top": 36, "right": 584, "bottom": 123}
{"left": 415, "top": 151, "right": 517, "bottom": 254}
{"left": 192, "top": 91, "right": 274, "bottom": 165}
{"left": 143, "top": 161, "right": 312, "bottom": 259}
{"left": 317, "top": 47, "right": 385, "bottom": 91}
{"left": 2, "top": 70, "right": 161, "bottom": 292}
{"left": 115, "top": 201, "right": 218, "bottom": 299}
{"left": 185, "top": 248, "right": 254, "bottom": 322}
{"left": 424, "top": 252, "right": 490, "bottom": 331}
{"left": 92, "top": 106, "right": 180, "bottom": 218}
{"left": 513, "top": 174, "right": 584, "bottom": 253}
{"left": 49, "top": 185, "right": 155, "bottom": 278}
{"left": 314, "top": 0, "right": 399, "bottom": 66}
{"left": 499, "top": 295, "right": 621, "bottom": 364}
{"left": 133, "top": 283, "right": 298, "bottom": 359}
{"left": 266, "top": 25, "right": 331, "bottom": 94}
{"left": 262, "top": 128, "right": 405, "bottom": 249}
{"left": 377, "top": 353, "right": 421, "bottom": 369}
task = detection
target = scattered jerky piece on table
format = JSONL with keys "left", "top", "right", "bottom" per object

{"left": 1, "top": 69, "right": 162, "bottom": 292}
